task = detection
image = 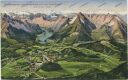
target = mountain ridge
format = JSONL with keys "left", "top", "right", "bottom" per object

{"left": 1, "top": 12, "right": 127, "bottom": 42}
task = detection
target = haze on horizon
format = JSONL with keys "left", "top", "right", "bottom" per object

{"left": 0, "top": 0, "right": 127, "bottom": 14}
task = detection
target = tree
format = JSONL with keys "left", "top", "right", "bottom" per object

{"left": 15, "top": 49, "right": 27, "bottom": 57}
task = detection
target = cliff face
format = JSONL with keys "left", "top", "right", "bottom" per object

{"left": 1, "top": 14, "right": 42, "bottom": 40}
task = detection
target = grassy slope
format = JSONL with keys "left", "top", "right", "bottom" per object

{"left": 1, "top": 38, "right": 126, "bottom": 79}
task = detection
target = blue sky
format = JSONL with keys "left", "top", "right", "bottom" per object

{"left": 0, "top": 0, "right": 127, "bottom": 14}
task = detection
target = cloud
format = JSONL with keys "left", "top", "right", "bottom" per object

{"left": 0, "top": 0, "right": 127, "bottom": 14}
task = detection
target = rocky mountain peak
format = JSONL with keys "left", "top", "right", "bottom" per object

{"left": 1, "top": 14, "right": 42, "bottom": 41}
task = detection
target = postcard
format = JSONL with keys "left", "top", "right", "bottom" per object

{"left": 0, "top": 0, "right": 127, "bottom": 80}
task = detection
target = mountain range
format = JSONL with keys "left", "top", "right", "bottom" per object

{"left": 1, "top": 12, "right": 127, "bottom": 43}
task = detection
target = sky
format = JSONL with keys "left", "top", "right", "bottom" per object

{"left": 0, "top": 0, "right": 127, "bottom": 14}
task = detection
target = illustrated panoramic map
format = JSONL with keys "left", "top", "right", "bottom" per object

{"left": 0, "top": 0, "right": 127, "bottom": 80}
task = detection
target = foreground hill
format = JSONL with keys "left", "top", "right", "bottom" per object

{"left": 1, "top": 38, "right": 127, "bottom": 79}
